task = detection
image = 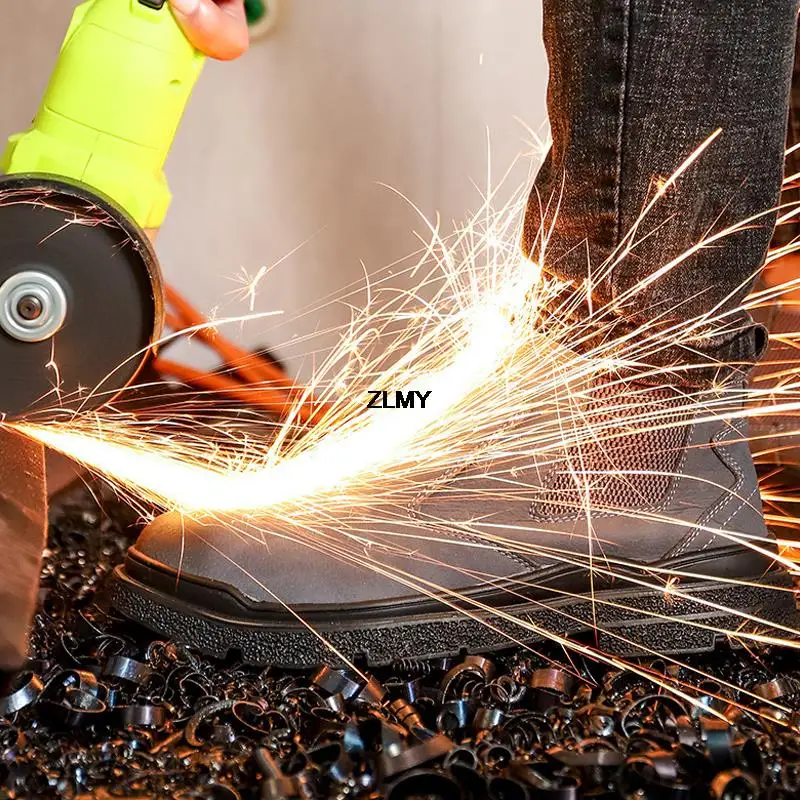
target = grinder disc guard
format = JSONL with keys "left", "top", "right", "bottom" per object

{"left": 0, "top": 176, "right": 162, "bottom": 420}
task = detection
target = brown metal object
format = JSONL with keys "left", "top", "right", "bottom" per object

{"left": 0, "top": 428, "right": 46, "bottom": 671}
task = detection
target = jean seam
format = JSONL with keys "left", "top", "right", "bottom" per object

{"left": 613, "top": 0, "right": 631, "bottom": 247}
{"left": 608, "top": 0, "right": 632, "bottom": 303}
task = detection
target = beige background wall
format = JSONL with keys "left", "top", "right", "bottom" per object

{"left": 0, "top": 1, "right": 548, "bottom": 374}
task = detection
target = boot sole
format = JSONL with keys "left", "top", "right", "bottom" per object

{"left": 109, "top": 564, "right": 798, "bottom": 668}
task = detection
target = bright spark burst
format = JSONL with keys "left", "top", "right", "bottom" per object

{"left": 12, "top": 133, "right": 800, "bottom": 717}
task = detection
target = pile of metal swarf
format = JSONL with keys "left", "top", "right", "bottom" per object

{"left": 1, "top": 480, "right": 799, "bottom": 799}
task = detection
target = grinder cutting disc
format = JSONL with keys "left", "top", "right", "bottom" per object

{"left": 0, "top": 175, "right": 163, "bottom": 421}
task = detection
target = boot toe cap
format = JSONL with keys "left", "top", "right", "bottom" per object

{"left": 126, "top": 511, "right": 527, "bottom": 611}
{"left": 127, "top": 511, "right": 416, "bottom": 608}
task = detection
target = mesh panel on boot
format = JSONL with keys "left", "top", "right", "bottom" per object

{"left": 529, "top": 386, "right": 691, "bottom": 521}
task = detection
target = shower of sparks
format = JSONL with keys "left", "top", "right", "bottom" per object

{"left": 12, "top": 132, "right": 800, "bottom": 716}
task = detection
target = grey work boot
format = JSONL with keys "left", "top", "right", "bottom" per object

{"left": 111, "top": 384, "right": 797, "bottom": 667}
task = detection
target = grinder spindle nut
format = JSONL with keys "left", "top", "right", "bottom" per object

{"left": 0, "top": 271, "right": 67, "bottom": 343}
{"left": 0, "top": 176, "right": 163, "bottom": 419}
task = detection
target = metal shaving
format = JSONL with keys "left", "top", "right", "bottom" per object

{"left": 1, "top": 480, "right": 799, "bottom": 799}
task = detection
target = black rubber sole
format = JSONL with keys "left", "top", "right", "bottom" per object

{"left": 109, "top": 565, "right": 798, "bottom": 668}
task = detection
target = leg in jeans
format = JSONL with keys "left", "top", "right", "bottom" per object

{"left": 112, "top": 2, "right": 800, "bottom": 667}
{"left": 525, "top": 0, "right": 799, "bottom": 383}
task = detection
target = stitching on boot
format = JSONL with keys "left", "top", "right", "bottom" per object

{"left": 426, "top": 522, "right": 539, "bottom": 571}
{"left": 668, "top": 421, "right": 744, "bottom": 559}
{"left": 690, "top": 421, "right": 744, "bottom": 551}
{"left": 700, "top": 482, "right": 758, "bottom": 552}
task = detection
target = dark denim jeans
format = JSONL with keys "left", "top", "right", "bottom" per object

{"left": 524, "top": 0, "right": 799, "bottom": 385}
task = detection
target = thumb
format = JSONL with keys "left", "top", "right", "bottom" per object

{"left": 169, "top": 0, "right": 249, "bottom": 61}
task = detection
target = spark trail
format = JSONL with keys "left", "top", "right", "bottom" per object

{"left": 23, "top": 249, "right": 544, "bottom": 513}
{"left": 11, "top": 135, "right": 800, "bottom": 710}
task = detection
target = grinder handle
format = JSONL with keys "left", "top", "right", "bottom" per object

{"left": 1, "top": 0, "right": 206, "bottom": 231}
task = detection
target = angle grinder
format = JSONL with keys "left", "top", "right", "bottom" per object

{"left": 0, "top": 0, "right": 205, "bottom": 420}
{"left": 0, "top": 0, "right": 207, "bottom": 671}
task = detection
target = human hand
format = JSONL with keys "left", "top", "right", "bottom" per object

{"left": 169, "top": 0, "right": 249, "bottom": 60}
